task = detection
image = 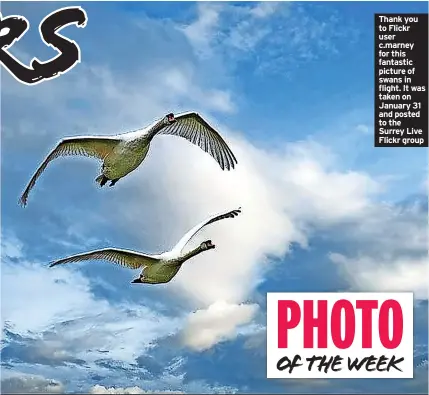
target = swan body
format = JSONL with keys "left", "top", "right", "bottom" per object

{"left": 49, "top": 207, "right": 241, "bottom": 284}
{"left": 19, "top": 112, "right": 237, "bottom": 207}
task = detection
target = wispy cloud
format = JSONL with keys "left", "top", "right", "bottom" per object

{"left": 327, "top": 195, "right": 427, "bottom": 299}
{"left": 331, "top": 254, "right": 428, "bottom": 299}
{"left": 179, "top": 2, "right": 358, "bottom": 74}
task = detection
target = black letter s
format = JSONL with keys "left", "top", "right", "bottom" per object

{"left": 31, "top": 6, "right": 88, "bottom": 82}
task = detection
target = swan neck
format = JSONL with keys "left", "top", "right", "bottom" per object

{"left": 180, "top": 246, "right": 203, "bottom": 262}
{"left": 146, "top": 119, "right": 167, "bottom": 140}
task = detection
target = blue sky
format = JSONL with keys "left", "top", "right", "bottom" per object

{"left": 1, "top": 1, "right": 428, "bottom": 393}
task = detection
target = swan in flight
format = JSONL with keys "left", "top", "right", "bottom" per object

{"left": 19, "top": 112, "right": 237, "bottom": 206}
{"left": 49, "top": 207, "right": 241, "bottom": 284}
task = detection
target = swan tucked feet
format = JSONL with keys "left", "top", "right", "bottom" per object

{"left": 95, "top": 175, "right": 119, "bottom": 187}
{"left": 95, "top": 174, "right": 109, "bottom": 187}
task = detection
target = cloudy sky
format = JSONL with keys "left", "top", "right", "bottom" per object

{"left": 1, "top": 1, "right": 428, "bottom": 393}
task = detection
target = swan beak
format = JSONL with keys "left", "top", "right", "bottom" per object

{"left": 131, "top": 278, "right": 142, "bottom": 283}
{"left": 207, "top": 240, "right": 215, "bottom": 249}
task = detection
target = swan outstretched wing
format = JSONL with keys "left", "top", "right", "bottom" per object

{"left": 19, "top": 136, "right": 121, "bottom": 206}
{"left": 49, "top": 248, "right": 159, "bottom": 269}
{"left": 156, "top": 112, "right": 237, "bottom": 170}
{"left": 172, "top": 207, "right": 242, "bottom": 254}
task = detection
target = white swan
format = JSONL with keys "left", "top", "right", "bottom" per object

{"left": 49, "top": 207, "right": 241, "bottom": 284}
{"left": 19, "top": 112, "right": 237, "bottom": 206}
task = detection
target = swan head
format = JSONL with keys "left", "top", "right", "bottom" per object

{"left": 164, "top": 113, "right": 176, "bottom": 125}
{"left": 200, "top": 240, "right": 215, "bottom": 251}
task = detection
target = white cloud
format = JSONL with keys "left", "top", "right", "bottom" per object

{"left": 249, "top": 2, "right": 283, "bottom": 18}
{"left": 327, "top": 196, "right": 427, "bottom": 300}
{"left": 2, "top": 63, "right": 235, "bottom": 147}
{"left": 1, "top": 231, "right": 24, "bottom": 259}
{"left": 0, "top": 372, "right": 233, "bottom": 395}
{"left": 161, "top": 67, "right": 236, "bottom": 114}
{"left": 181, "top": 3, "right": 222, "bottom": 56}
{"left": 330, "top": 253, "right": 428, "bottom": 300}
{"left": 349, "top": 202, "right": 427, "bottom": 255}
{"left": 0, "top": 374, "right": 64, "bottom": 394}
{"left": 181, "top": 301, "right": 259, "bottom": 351}
{"left": 2, "top": 259, "right": 108, "bottom": 335}
{"left": 90, "top": 385, "right": 184, "bottom": 394}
